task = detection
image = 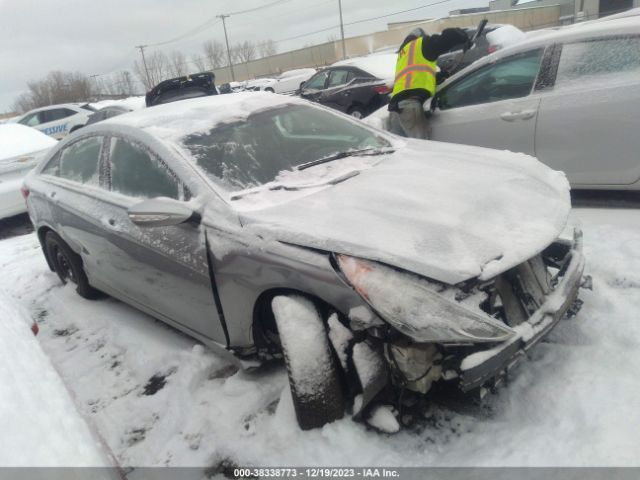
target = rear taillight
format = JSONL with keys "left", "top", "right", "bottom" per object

{"left": 488, "top": 45, "right": 498, "bottom": 54}
{"left": 20, "top": 186, "right": 30, "bottom": 200}
{"left": 373, "top": 85, "right": 392, "bottom": 95}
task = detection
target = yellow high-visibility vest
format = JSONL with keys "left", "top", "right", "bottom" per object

{"left": 391, "top": 36, "right": 437, "bottom": 100}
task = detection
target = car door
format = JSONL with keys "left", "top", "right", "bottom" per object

{"left": 430, "top": 48, "right": 547, "bottom": 156}
{"left": 38, "top": 108, "right": 76, "bottom": 139}
{"left": 38, "top": 135, "right": 111, "bottom": 281}
{"left": 319, "top": 68, "right": 360, "bottom": 112}
{"left": 97, "top": 135, "right": 226, "bottom": 344}
{"left": 535, "top": 36, "right": 640, "bottom": 186}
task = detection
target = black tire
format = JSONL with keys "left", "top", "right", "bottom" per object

{"left": 45, "top": 231, "right": 102, "bottom": 299}
{"left": 265, "top": 87, "right": 275, "bottom": 93}
{"left": 348, "top": 105, "right": 366, "bottom": 119}
{"left": 272, "top": 295, "right": 345, "bottom": 430}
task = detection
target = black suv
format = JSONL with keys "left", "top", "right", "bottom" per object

{"left": 146, "top": 72, "right": 218, "bottom": 107}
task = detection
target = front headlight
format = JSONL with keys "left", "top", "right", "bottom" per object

{"left": 336, "top": 254, "right": 515, "bottom": 343}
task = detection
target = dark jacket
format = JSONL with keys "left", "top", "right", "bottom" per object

{"left": 389, "top": 28, "right": 469, "bottom": 109}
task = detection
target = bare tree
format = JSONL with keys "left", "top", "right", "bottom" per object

{"left": 202, "top": 40, "right": 225, "bottom": 69}
{"left": 257, "top": 39, "right": 278, "bottom": 58}
{"left": 12, "top": 71, "right": 93, "bottom": 113}
{"left": 170, "top": 50, "right": 187, "bottom": 77}
{"left": 233, "top": 40, "right": 257, "bottom": 64}
{"left": 133, "top": 50, "right": 169, "bottom": 90}
{"left": 191, "top": 54, "right": 207, "bottom": 72}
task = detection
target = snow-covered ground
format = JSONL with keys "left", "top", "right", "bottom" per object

{"left": 0, "top": 208, "right": 638, "bottom": 467}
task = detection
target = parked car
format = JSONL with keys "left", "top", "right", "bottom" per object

{"left": 146, "top": 72, "right": 218, "bottom": 107}
{"left": 0, "top": 124, "right": 56, "bottom": 220}
{"left": 368, "top": 16, "right": 640, "bottom": 190}
{"left": 25, "top": 92, "right": 584, "bottom": 431}
{"left": 259, "top": 68, "right": 317, "bottom": 94}
{"left": 16, "top": 103, "right": 95, "bottom": 139}
{"left": 243, "top": 77, "right": 278, "bottom": 91}
{"left": 437, "top": 24, "right": 525, "bottom": 77}
{"left": 85, "top": 105, "right": 132, "bottom": 126}
{"left": 299, "top": 53, "right": 396, "bottom": 118}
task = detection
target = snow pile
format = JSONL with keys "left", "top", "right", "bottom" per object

{"left": 332, "top": 53, "right": 396, "bottom": 81}
{"left": 0, "top": 290, "right": 110, "bottom": 466}
{"left": 0, "top": 208, "right": 639, "bottom": 466}
{"left": 486, "top": 25, "right": 527, "bottom": 50}
{"left": 0, "top": 123, "right": 56, "bottom": 161}
{"left": 367, "top": 405, "right": 400, "bottom": 434}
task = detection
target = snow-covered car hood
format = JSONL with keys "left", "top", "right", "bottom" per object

{"left": 239, "top": 140, "right": 571, "bottom": 285}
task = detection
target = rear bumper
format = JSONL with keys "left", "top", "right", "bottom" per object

{"left": 455, "top": 229, "right": 586, "bottom": 392}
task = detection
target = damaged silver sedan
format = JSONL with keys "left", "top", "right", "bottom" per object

{"left": 24, "top": 92, "right": 585, "bottom": 430}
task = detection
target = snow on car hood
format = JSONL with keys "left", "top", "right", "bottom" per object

{"left": 239, "top": 140, "right": 571, "bottom": 284}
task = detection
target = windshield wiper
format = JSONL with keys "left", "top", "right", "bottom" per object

{"left": 296, "top": 147, "right": 394, "bottom": 171}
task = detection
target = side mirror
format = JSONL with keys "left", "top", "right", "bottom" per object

{"left": 128, "top": 197, "right": 198, "bottom": 227}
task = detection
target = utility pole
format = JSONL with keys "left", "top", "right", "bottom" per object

{"left": 217, "top": 14, "right": 236, "bottom": 82}
{"left": 135, "top": 45, "right": 152, "bottom": 89}
{"left": 89, "top": 74, "right": 100, "bottom": 100}
{"left": 338, "top": 0, "right": 346, "bottom": 59}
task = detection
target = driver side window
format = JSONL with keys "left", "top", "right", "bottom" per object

{"left": 439, "top": 49, "right": 543, "bottom": 110}
{"left": 305, "top": 70, "right": 329, "bottom": 90}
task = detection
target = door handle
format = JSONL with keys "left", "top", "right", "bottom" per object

{"left": 500, "top": 110, "right": 536, "bottom": 121}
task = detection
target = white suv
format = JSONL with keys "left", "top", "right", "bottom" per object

{"left": 17, "top": 103, "right": 95, "bottom": 139}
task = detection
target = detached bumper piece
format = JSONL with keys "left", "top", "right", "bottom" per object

{"left": 455, "top": 229, "right": 586, "bottom": 393}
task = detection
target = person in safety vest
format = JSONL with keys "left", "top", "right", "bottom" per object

{"left": 389, "top": 27, "right": 470, "bottom": 139}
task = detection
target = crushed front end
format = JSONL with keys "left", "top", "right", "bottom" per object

{"left": 331, "top": 227, "right": 586, "bottom": 413}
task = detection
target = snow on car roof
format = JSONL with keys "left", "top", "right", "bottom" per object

{"left": 0, "top": 290, "right": 112, "bottom": 466}
{"left": 0, "top": 123, "right": 56, "bottom": 161}
{"left": 332, "top": 53, "right": 396, "bottom": 81}
{"left": 105, "top": 92, "right": 306, "bottom": 143}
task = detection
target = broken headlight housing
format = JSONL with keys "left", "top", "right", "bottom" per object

{"left": 335, "top": 254, "right": 515, "bottom": 343}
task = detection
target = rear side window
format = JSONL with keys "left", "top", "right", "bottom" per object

{"left": 57, "top": 136, "right": 103, "bottom": 185}
{"left": 109, "top": 138, "right": 180, "bottom": 200}
{"left": 439, "top": 49, "right": 543, "bottom": 110}
{"left": 555, "top": 37, "right": 640, "bottom": 87}
{"left": 41, "top": 108, "right": 76, "bottom": 123}
{"left": 328, "top": 69, "right": 353, "bottom": 88}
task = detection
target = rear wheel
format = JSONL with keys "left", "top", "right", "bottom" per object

{"left": 348, "top": 105, "right": 366, "bottom": 119}
{"left": 45, "top": 231, "right": 102, "bottom": 299}
{"left": 265, "top": 87, "right": 275, "bottom": 93}
{"left": 271, "top": 295, "right": 345, "bottom": 430}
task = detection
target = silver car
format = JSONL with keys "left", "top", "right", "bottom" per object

{"left": 371, "top": 16, "right": 640, "bottom": 190}
{"left": 24, "top": 93, "right": 585, "bottom": 430}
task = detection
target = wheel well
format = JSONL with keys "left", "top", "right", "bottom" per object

{"left": 37, "top": 226, "right": 55, "bottom": 271}
{"left": 69, "top": 125, "right": 83, "bottom": 133}
{"left": 348, "top": 103, "right": 366, "bottom": 114}
{"left": 252, "top": 288, "right": 336, "bottom": 354}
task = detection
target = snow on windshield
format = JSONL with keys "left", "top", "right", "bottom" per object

{"left": 0, "top": 124, "right": 56, "bottom": 161}
{"left": 176, "top": 103, "right": 390, "bottom": 193}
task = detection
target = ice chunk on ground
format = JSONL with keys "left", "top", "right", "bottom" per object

{"left": 367, "top": 405, "right": 400, "bottom": 434}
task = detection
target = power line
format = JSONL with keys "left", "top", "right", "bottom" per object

{"left": 272, "top": 0, "right": 455, "bottom": 45}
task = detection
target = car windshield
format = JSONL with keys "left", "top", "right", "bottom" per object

{"left": 179, "top": 104, "right": 390, "bottom": 192}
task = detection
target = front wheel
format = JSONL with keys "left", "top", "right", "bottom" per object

{"left": 272, "top": 295, "right": 345, "bottom": 430}
{"left": 45, "top": 231, "right": 102, "bottom": 299}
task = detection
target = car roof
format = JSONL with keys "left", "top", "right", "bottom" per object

{"left": 443, "top": 15, "right": 640, "bottom": 85}
{"left": 102, "top": 91, "right": 307, "bottom": 143}
{"left": 21, "top": 103, "right": 85, "bottom": 115}
{"left": 331, "top": 52, "right": 396, "bottom": 80}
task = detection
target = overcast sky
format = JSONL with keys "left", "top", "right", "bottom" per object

{"left": 0, "top": 0, "right": 488, "bottom": 112}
